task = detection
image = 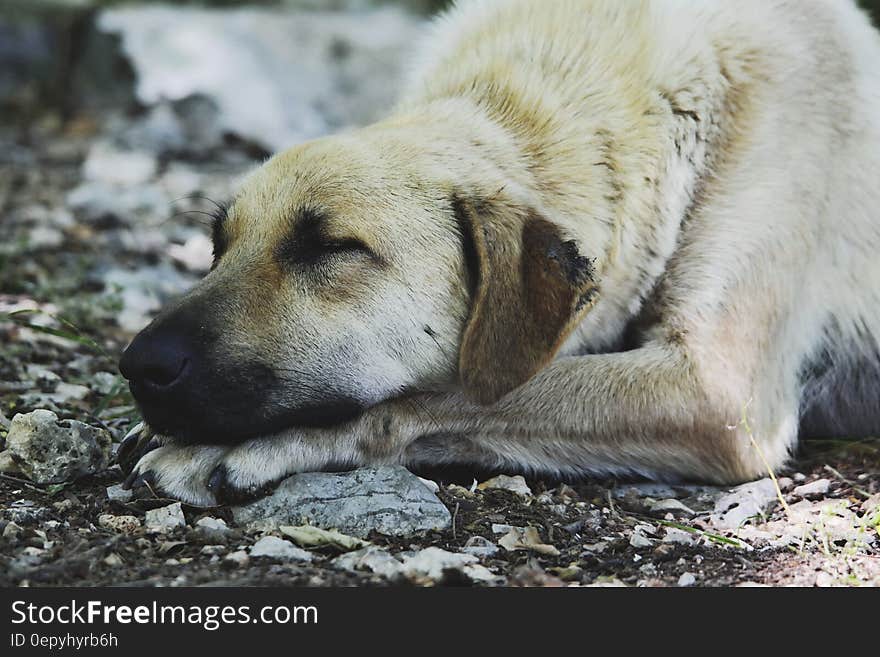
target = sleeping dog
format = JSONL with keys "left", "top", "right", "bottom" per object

{"left": 118, "top": 0, "right": 880, "bottom": 505}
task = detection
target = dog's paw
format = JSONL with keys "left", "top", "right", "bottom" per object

{"left": 123, "top": 443, "right": 230, "bottom": 507}
{"left": 206, "top": 462, "right": 283, "bottom": 505}
{"left": 116, "top": 422, "right": 163, "bottom": 474}
{"left": 205, "top": 442, "right": 300, "bottom": 505}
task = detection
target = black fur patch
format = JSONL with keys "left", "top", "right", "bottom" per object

{"left": 545, "top": 237, "right": 595, "bottom": 288}
{"left": 799, "top": 320, "right": 880, "bottom": 438}
{"left": 451, "top": 195, "right": 481, "bottom": 298}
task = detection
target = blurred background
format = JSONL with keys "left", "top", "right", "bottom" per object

{"left": 0, "top": 0, "right": 878, "bottom": 432}
{"left": 0, "top": 0, "right": 448, "bottom": 436}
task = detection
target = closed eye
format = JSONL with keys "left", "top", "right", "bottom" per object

{"left": 321, "top": 238, "right": 375, "bottom": 257}
{"left": 277, "top": 208, "right": 383, "bottom": 269}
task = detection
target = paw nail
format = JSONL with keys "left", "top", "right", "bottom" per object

{"left": 207, "top": 465, "right": 228, "bottom": 494}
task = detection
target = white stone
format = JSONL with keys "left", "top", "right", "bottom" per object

{"left": 250, "top": 536, "right": 313, "bottom": 562}
{"left": 144, "top": 502, "right": 186, "bottom": 533}
{"left": 793, "top": 478, "right": 831, "bottom": 497}
{"left": 678, "top": 572, "right": 697, "bottom": 587}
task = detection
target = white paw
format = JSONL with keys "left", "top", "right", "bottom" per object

{"left": 124, "top": 443, "right": 230, "bottom": 506}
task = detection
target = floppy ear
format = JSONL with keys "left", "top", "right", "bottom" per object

{"left": 453, "top": 194, "right": 600, "bottom": 404}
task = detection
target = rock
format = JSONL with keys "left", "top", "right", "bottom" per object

{"left": 91, "top": 372, "right": 120, "bottom": 396}
{"left": 195, "top": 516, "right": 232, "bottom": 542}
{"left": 793, "top": 478, "right": 831, "bottom": 497}
{"left": 97, "top": 514, "right": 141, "bottom": 535}
{"left": 678, "top": 572, "right": 697, "bottom": 587}
{"left": 331, "top": 547, "right": 405, "bottom": 579}
{"left": 861, "top": 493, "right": 880, "bottom": 516}
{"left": 1, "top": 501, "right": 50, "bottom": 525}
{"left": 106, "top": 484, "right": 133, "bottom": 504}
{"left": 629, "top": 531, "right": 654, "bottom": 549}
{"left": 477, "top": 474, "right": 532, "bottom": 497}
{"left": 662, "top": 528, "right": 697, "bottom": 546}
{"left": 400, "top": 547, "right": 497, "bottom": 583}
{"left": 98, "top": 5, "right": 422, "bottom": 152}
{"left": 709, "top": 478, "right": 780, "bottom": 529}
{"left": 103, "top": 553, "right": 124, "bottom": 567}
{"left": 0, "top": 451, "right": 21, "bottom": 475}
{"left": 224, "top": 550, "right": 249, "bottom": 567}
{"left": 6, "top": 410, "right": 112, "bottom": 484}
{"left": 416, "top": 476, "right": 439, "bottom": 494}
{"left": 645, "top": 498, "right": 696, "bottom": 516}
{"left": 461, "top": 535, "right": 499, "bottom": 558}
{"left": 3, "top": 522, "right": 23, "bottom": 540}
{"left": 250, "top": 536, "right": 313, "bottom": 562}
{"left": 144, "top": 502, "right": 186, "bottom": 533}
{"left": 232, "top": 466, "right": 451, "bottom": 538}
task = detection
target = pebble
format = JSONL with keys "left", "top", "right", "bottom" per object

{"left": 710, "top": 478, "right": 780, "bottom": 529}
{"left": 0, "top": 451, "right": 19, "bottom": 474}
{"left": 477, "top": 474, "right": 532, "bottom": 497}
{"left": 98, "top": 514, "right": 142, "bottom": 534}
{"left": 195, "top": 516, "right": 231, "bottom": 541}
{"left": 646, "top": 498, "right": 696, "bottom": 516}
{"left": 106, "top": 484, "right": 133, "bottom": 504}
{"left": 249, "top": 536, "right": 313, "bottom": 562}
{"left": 144, "top": 502, "right": 186, "bottom": 533}
{"left": 662, "top": 528, "right": 697, "bottom": 546}
{"left": 103, "top": 553, "right": 124, "bottom": 567}
{"left": 461, "top": 535, "right": 499, "bottom": 558}
{"left": 792, "top": 478, "right": 831, "bottom": 497}
{"left": 400, "top": 547, "right": 496, "bottom": 583}
{"left": 678, "top": 572, "right": 697, "bottom": 587}
{"left": 224, "top": 550, "right": 249, "bottom": 567}
{"left": 331, "top": 547, "right": 405, "bottom": 579}
{"left": 629, "top": 532, "right": 654, "bottom": 549}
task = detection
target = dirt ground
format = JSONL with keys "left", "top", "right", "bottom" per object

{"left": 1, "top": 113, "right": 878, "bottom": 588}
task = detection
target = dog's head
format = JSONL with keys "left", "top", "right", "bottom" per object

{"left": 119, "top": 127, "right": 599, "bottom": 444}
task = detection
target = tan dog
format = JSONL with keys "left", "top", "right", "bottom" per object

{"left": 119, "top": 0, "right": 880, "bottom": 506}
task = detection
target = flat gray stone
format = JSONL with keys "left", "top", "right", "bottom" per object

{"left": 232, "top": 466, "right": 451, "bottom": 538}
{"left": 793, "top": 478, "right": 831, "bottom": 497}
{"left": 106, "top": 484, "right": 133, "bottom": 504}
{"left": 6, "top": 410, "right": 112, "bottom": 484}
{"left": 709, "top": 478, "right": 780, "bottom": 529}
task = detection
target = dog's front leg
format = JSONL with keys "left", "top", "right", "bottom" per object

{"left": 397, "top": 343, "right": 786, "bottom": 485}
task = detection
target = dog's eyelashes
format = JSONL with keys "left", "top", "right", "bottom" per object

{"left": 321, "top": 238, "right": 373, "bottom": 257}
{"left": 209, "top": 203, "right": 230, "bottom": 266}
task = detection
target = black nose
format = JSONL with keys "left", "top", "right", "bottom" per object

{"left": 119, "top": 330, "right": 192, "bottom": 391}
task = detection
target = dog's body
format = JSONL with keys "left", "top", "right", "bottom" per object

{"left": 119, "top": 0, "right": 880, "bottom": 505}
